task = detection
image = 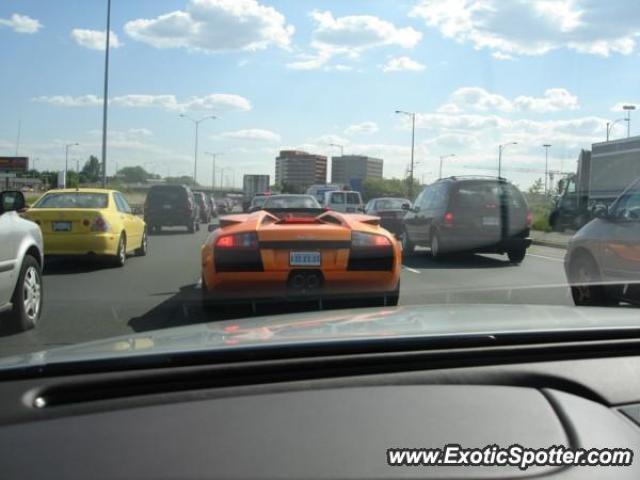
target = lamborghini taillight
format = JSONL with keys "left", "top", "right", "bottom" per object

{"left": 351, "top": 231, "right": 391, "bottom": 248}
{"left": 215, "top": 232, "right": 258, "bottom": 249}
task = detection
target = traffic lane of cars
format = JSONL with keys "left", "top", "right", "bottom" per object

{"left": 0, "top": 228, "right": 571, "bottom": 356}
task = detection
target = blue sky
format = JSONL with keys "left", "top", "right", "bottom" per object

{"left": 1, "top": 0, "right": 639, "bottom": 188}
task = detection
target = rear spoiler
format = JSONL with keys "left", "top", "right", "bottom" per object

{"left": 218, "top": 214, "right": 249, "bottom": 228}
{"left": 344, "top": 213, "right": 380, "bottom": 226}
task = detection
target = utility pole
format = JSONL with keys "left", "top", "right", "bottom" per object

{"left": 542, "top": 144, "right": 552, "bottom": 196}
{"left": 395, "top": 110, "right": 416, "bottom": 198}
{"left": 100, "top": 0, "right": 112, "bottom": 188}
{"left": 498, "top": 142, "right": 517, "bottom": 178}
{"left": 439, "top": 154, "right": 455, "bottom": 179}
{"left": 181, "top": 115, "right": 216, "bottom": 185}
{"left": 623, "top": 105, "right": 636, "bottom": 138}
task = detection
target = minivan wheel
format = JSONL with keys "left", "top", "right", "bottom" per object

{"left": 9, "top": 255, "right": 42, "bottom": 331}
{"left": 430, "top": 233, "right": 442, "bottom": 259}
{"left": 507, "top": 248, "right": 526, "bottom": 264}
{"left": 570, "top": 254, "right": 617, "bottom": 306}
{"left": 401, "top": 229, "right": 415, "bottom": 256}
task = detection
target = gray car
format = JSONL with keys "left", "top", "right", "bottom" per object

{"left": 0, "top": 191, "right": 44, "bottom": 331}
{"left": 565, "top": 178, "right": 640, "bottom": 306}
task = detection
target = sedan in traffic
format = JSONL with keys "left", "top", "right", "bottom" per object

{"left": 24, "top": 189, "right": 147, "bottom": 267}
{"left": 365, "top": 197, "right": 410, "bottom": 237}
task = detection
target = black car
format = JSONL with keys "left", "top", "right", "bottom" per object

{"left": 401, "top": 177, "right": 532, "bottom": 263}
{"left": 365, "top": 197, "right": 411, "bottom": 236}
{"left": 193, "top": 192, "right": 211, "bottom": 223}
{"left": 144, "top": 184, "right": 200, "bottom": 234}
{"left": 565, "top": 177, "right": 640, "bottom": 306}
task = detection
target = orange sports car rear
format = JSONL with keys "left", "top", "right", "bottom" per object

{"left": 201, "top": 209, "right": 401, "bottom": 307}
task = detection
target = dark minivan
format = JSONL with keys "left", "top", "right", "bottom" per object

{"left": 144, "top": 185, "right": 200, "bottom": 234}
{"left": 401, "top": 177, "right": 532, "bottom": 264}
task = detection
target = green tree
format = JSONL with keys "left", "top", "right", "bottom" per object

{"left": 280, "top": 182, "right": 304, "bottom": 194}
{"left": 165, "top": 175, "right": 198, "bottom": 186}
{"left": 362, "top": 177, "right": 421, "bottom": 202}
{"left": 117, "top": 166, "right": 151, "bottom": 184}
{"left": 81, "top": 155, "right": 101, "bottom": 183}
{"left": 527, "top": 178, "right": 544, "bottom": 196}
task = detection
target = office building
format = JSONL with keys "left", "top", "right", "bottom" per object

{"left": 275, "top": 150, "right": 327, "bottom": 190}
{"left": 331, "top": 155, "right": 383, "bottom": 185}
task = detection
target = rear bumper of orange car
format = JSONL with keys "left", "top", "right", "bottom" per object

{"left": 202, "top": 251, "right": 401, "bottom": 302}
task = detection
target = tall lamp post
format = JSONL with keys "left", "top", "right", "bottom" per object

{"left": 100, "top": 0, "right": 112, "bottom": 188}
{"left": 439, "top": 153, "right": 455, "bottom": 179}
{"left": 498, "top": 142, "right": 517, "bottom": 178}
{"left": 542, "top": 144, "right": 552, "bottom": 195}
{"left": 65, "top": 142, "right": 79, "bottom": 181}
{"left": 607, "top": 118, "right": 627, "bottom": 141}
{"left": 204, "top": 152, "right": 222, "bottom": 190}
{"left": 623, "top": 105, "right": 636, "bottom": 138}
{"left": 395, "top": 110, "right": 416, "bottom": 198}
{"left": 329, "top": 143, "right": 344, "bottom": 156}
{"left": 180, "top": 114, "right": 216, "bottom": 185}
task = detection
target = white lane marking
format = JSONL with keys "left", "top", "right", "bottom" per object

{"left": 527, "top": 253, "right": 565, "bottom": 263}
{"left": 402, "top": 266, "right": 422, "bottom": 274}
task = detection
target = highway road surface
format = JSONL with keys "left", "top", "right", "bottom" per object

{"left": 0, "top": 226, "right": 571, "bottom": 355}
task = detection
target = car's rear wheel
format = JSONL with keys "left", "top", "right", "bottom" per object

{"left": 430, "top": 232, "right": 444, "bottom": 259}
{"left": 507, "top": 248, "right": 526, "bottom": 264}
{"left": 9, "top": 255, "right": 42, "bottom": 332}
{"left": 135, "top": 230, "right": 148, "bottom": 256}
{"left": 570, "top": 254, "right": 617, "bottom": 306}
{"left": 384, "top": 282, "right": 400, "bottom": 306}
{"left": 111, "top": 234, "right": 126, "bottom": 267}
{"left": 401, "top": 229, "right": 415, "bottom": 256}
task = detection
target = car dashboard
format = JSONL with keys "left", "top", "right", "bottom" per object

{"left": 1, "top": 335, "right": 640, "bottom": 479}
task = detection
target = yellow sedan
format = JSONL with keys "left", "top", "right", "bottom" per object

{"left": 24, "top": 188, "right": 147, "bottom": 267}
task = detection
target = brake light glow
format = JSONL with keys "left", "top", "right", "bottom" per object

{"left": 351, "top": 231, "right": 391, "bottom": 247}
{"left": 526, "top": 211, "right": 533, "bottom": 227}
{"left": 215, "top": 232, "right": 258, "bottom": 249}
{"left": 91, "top": 216, "right": 111, "bottom": 232}
{"left": 443, "top": 212, "right": 455, "bottom": 227}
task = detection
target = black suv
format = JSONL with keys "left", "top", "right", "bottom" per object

{"left": 144, "top": 185, "right": 200, "bottom": 234}
{"left": 401, "top": 177, "right": 532, "bottom": 264}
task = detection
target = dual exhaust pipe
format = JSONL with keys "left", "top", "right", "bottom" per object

{"left": 288, "top": 270, "right": 323, "bottom": 293}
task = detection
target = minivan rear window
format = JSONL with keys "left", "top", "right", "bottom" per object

{"left": 346, "top": 193, "right": 361, "bottom": 204}
{"left": 454, "top": 182, "right": 526, "bottom": 209}
{"left": 148, "top": 187, "right": 187, "bottom": 203}
{"left": 330, "top": 192, "right": 345, "bottom": 204}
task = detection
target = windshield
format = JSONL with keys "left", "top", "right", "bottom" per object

{"left": 1, "top": 0, "right": 640, "bottom": 367}
{"left": 264, "top": 195, "right": 321, "bottom": 209}
{"left": 33, "top": 193, "right": 108, "bottom": 209}
{"left": 375, "top": 199, "right": 409, "bottom": 210}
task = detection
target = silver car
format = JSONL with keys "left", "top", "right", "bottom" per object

{"left": 0, "top": 191, "right": 44, "bottom": 331}
{"left": 565, "top": 178, "right": 640, "bottom": 306}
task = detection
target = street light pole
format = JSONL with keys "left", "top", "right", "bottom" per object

{"left": 395, "top": 110, "right": 416, "bottom": 198}
{"left": 542, "top": 144, "right": 552, "bottom": 196}
{"left": 439, "top": 153, "right": 455, "bottom": 179}
{"left": 329, "top": 143, "right": 344, "bottom": 156}
{"left": 498, "top": 142, "right": 517, "bottom": 178}
{"left": 623, "top": 105, "right": 636, "bottom": 138}
{"left": 181, "top": 115, "right": 216, "bottom": 186}
{"left": 65, "top": 142, "right": 79, "bottom": 182}
{"left": 100, "top": 0, "right": 112, "bottom": 188}
{"left": 204, "top": 152, "right": 222, "bottom": 190}
{"left": 607, "top": 118, "right": 627, "bottom": 141}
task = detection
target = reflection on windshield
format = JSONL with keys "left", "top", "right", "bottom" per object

{"left": 0, "top": 0, "right": 639, "bottom": 362}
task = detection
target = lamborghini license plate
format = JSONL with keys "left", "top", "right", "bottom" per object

{"left": 290, "top": 251, "right": 321, "bottom": 266}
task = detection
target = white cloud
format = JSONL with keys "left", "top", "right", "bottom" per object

{"left": 381, "top": 56, "right": 426, "bottom": 72}
{"left": 32, "top": 93, "right": 252, "bottom": 112}
{"left": 124, "top": 0, "right": 294, "bottom": 53}
{"left": 410, "top": 0, "right": 640, "bottom": 57}
{"left": 31, "top": 95, "right": 103, "bottom": 107}
{"left": 71, "top": 29, "right": 122, "bottom": 50}
{"left": 218, "top": 129, "right": 281, "bottom": 142}
{"left": 492, "top": 51, "right": 513, "bottom": 61}
{"left": 0, "top": 13, "right": 42, "bottom": 34}
{"left": 287, "top": 11, "right": 421, "bottom": 70}
{"left": 344, "top": 121, "right": 379, "bottom": 135}
{"left": 443, "top": 87, "right": 579, "bottom": 113}
{"left": 87, "top": 128, "right": 153, "bottom": 142}
{"left": 315, "top": 133, "right": 351, "bottom": 146}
